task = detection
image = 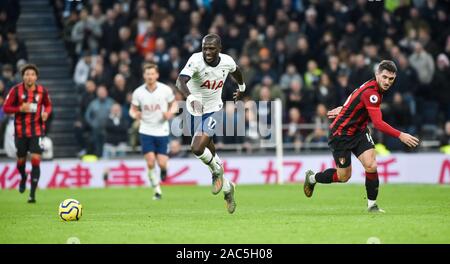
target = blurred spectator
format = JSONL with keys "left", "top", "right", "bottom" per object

{"left": 135, "top": 22, "right": 157, "bottom": 57}
{"left": 74, "top": 80, "right": 97, "bottom": 157}
{"left": 237, "top": 55, "right": 255, "bottom": 93}
{"left": 284, "top": 107, "right": 305, "bottom": 152}
{"left": 104, "top": 51, "right": 119, "bottom": 80}
{"left": 251, "top": 59, "right": 278, "bottom": 87}
{"left": 89, "top": 57, "right": 112, "bottom": 87}
{"left": 315, "top": 73, "right": 337, "bottom": 109}
{"left": 409, "top": 41, "right": 435, "bottom": 86}
{"left": 303, "top": 60, "right": 322, "bottom": 90}
{"left": 153, "top": 38, "right": 171, "bottom": 82}
{"left": 4, "top": 31, "right": 28, "bottom": 69}
{"left": 404, "top": 7, "right": 429, "bottom": 35}
{"left": 302, "top": 7, "right": 322, "bottom": 49}
{"left": 101, "top": 8, "right": 120, "bottom": 54}
{"left": 73, "top": 52, "right": 95, "bottom": 90}
{"left": 110, "top": 73, "right": 129, "bottom": 106}
{"left": 384, "top": 92, "right": 415, "bottom": 150}
{"left": 252, "top": 76, "right": 284, "bottom": 103}
{"left": 305, "top": 104, "right": 329, "bottom": 147}
{"left": 158, "top": 17, "right": 179, "bottom": 49}
{"left": 117, "top": 26, "right": 134, "bottom": 52}
{"left": 242, "top": 27, "right": 264, "bottom": 66}
{"left": 182, "top": 26, "right": 202, "bottom": 55}
{"left": 431, "top": 54, "right": 450, "bottom": 120}
{"left": 284, "top": 78, "right": 314, "bottom": 120}
{"left": 273, "top": 38, "right": 289, "bottom": 76}
{"left": 348, "top": 53, "right": 372, "bottom": 90}
{"left": 284, "top": 21, "right": 301, "bottom": 56}
{"left": 409, "top": 41, "right": 435, "bottom": 98}
{"left": 289, "top": 35, "right": 312, "bottom": 75}
{"left": 335, "top": 69, "right": 352, "bottom": 100}
{"left": 279, "top": 63, "right": 302, "bottom": 91}
{"left": 103, "top": 103, "right": 128, "bottom": 159}
{"left": 1, "top": 64, "right": 17, "bottom": 95}
{"left": 84, "top": 85, "right": 115, "bottom": 157}
{"left": 71, "top": 8, "right": 102, "bottom": 56}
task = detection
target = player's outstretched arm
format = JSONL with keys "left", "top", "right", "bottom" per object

{"left": 367, "top": 107, "right": 419, "bottom": 148}
{"left": 230, "top": 66, "right": 245, "bottom": 102}
{"left": 399, "top": 132, "right": 420, "bottom": 148}
{"left": 176, "top": 75, "right": 191, "bottom": 98}
{"left": 327, "top": 106, "right": 343, "bottom": 119}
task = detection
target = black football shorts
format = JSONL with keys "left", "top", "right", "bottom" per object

{"left": 328, "top": 130, "right": 375, "bottom": 168}
{"left": 15, "top": 136, "right": 43, "bottom": 157}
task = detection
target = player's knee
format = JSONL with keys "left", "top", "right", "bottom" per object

{"left": 364, "top": 162, "right": 377, "bottom": 173}
{"left": 31, "top": 156, "right": 41, "bottom": 167}
{"left": 191, "top": 145, "right": 205, "bottom": 156}
{"left": 17, "top": 158, "right": 26, "bottom": 166}
{"left": 146, "top": 160, "right": 155, "bottom": 169}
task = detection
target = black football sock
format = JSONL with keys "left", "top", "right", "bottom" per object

{"left": 30, "top": 166, "right": 40, "bottom": 198}
{"left": 17, "top": 160, "right": 27, "bottom": 181}
{"left": 365, "top": 171, "right": 379, "bottom": 201}
{"left": 160, "top": 169, "right": 167, "bottom": 182}
{"left": 314, "top": 168, "right": 339, "bottom": 184}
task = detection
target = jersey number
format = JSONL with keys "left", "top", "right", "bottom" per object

{"left": 366, "top": 133, "right": 375, "bottom": 146}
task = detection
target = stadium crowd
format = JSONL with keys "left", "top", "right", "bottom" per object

{"left": 1, "top": 0, "right": 449, "bottom": 158}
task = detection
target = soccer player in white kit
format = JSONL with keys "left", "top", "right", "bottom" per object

{"left": 176, "top": 34, "right": 246, "bottom": 214}
{"left": 130, "top": 63, "right": 177, "bottom": 200}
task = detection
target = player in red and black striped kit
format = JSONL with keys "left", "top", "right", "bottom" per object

{"left": 3, "top": 64, "right": 52, "bottom": 203}
{"left": 303, "top": 60, "right": 419, "bottom": 212}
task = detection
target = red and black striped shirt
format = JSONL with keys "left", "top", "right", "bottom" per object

{"left": 329, "top": 79, "right": 401, "bottom": 138}
{"left": 3, "top": 82, "right": 52, "bottom": 138}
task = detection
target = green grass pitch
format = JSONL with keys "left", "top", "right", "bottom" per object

{"left": 1, "top": 184, "right": 449, "bottom": 244}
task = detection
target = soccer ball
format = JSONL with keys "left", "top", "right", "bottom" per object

{"left": 59, "top": 199, "right": 83, "bottom": 221}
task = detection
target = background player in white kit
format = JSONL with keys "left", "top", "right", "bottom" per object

{"left": 176, "top": 34, "right": 245, "bottom": 214}
{"left": 130, "top": 63, "right": 177, "bottom": 200}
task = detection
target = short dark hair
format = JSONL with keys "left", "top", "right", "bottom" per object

{"left": 21, "top": 64, "right": 39, "bottom": 77}
{"left": 203, "top": 33, "right": 221, "bottom": 47}
{"left": 142, "top": 63, "right": 158, "bottom": 72}
{"left": 377, "top": 60, "right": 397, "bottom": 74}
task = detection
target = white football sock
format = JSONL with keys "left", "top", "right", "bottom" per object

{"left": 368, "top": 199, "right": 377, "bottom": 208}
{"left": 155, "top": 185, "right": 162, "bottom": 195}
{"left": 212, "top": 153, "right": 223, "bottom": 172}
{"left": 222, "top": 177, "right": 231, "bottom": 193}
{"left": 213, "top": 153, "right": 222, "bottom": 165}
{"left": 309, "top": 174, "right": 316, "bottom": 184}
{"left": 148, "top": 168, "right": 158, "bottom": 187}
{"left": 195, "top": 148, "right": 216, "bottom": 171}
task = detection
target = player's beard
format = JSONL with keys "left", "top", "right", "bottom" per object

{"left": 25, "top": 81, "right": 35, "bottom": 89}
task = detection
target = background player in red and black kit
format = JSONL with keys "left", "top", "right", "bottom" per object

{"left": 3, "top": 64, "right": 52, "bottom": 203}
{"left": 303, "top": 60, "right": 419, "bottom": 213}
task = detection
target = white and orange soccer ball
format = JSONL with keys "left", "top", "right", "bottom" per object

{"left": 59, "top": 199, "right": 83, "bottom": 221}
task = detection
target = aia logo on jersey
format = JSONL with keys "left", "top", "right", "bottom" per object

{"left": 143, "top": 104, "right": 161, "bottom": 112}
{"left": 200, "top": 80, "right": 224, "bottom": 90}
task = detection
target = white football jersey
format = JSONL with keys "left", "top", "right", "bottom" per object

{"left": 131, "top": 82, "right": 175, "bottom": 136}
{"left": 180, "top": 52, "right": 237, "bottom": 113}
